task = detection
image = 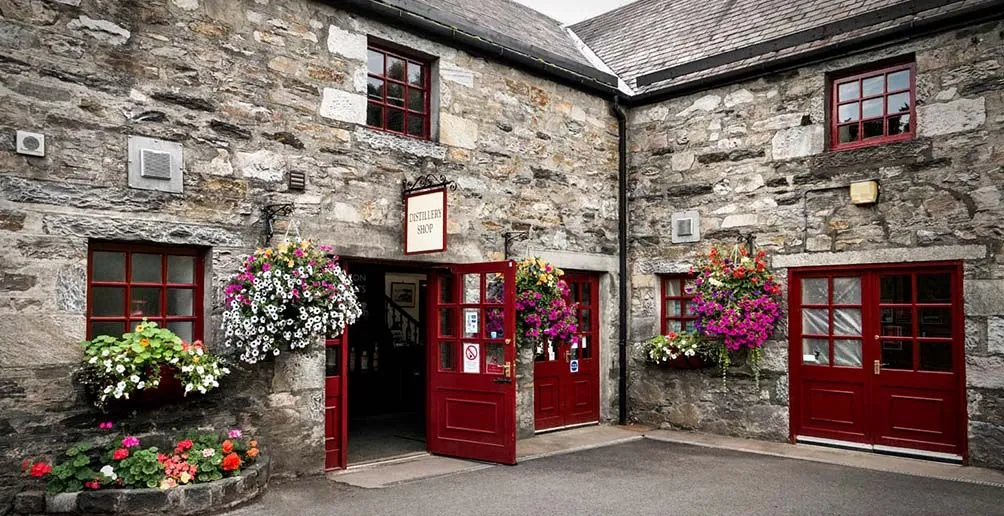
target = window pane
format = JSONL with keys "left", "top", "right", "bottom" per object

{"left": 888, "top": 114, "right": 911, "bottom": 136}
{"left": 387, "top": 83, "right": 404, "bottom": 106}
{"left": 666, "top": 320, "right": 682, "bottom": 333}
{"left": 919, "top": 308, "right": 951, "bottom": 338}
{"left": 407, "top": 62, "right": 423, "bottom": 86}
{"left": 387, "top": 56, "right": 405, "bottom": 81}
{"left": 833, "top": 277, "right": 860, "bottom": 305}
{"left": 881, "top": 308, "right": 913, "bottom": 337}
{"left": 887, "top": 92, "right": 910, "bottom": 114}
{"left": 803, "top": 338, "right": 829, "bottom": 365}
{"left": 485, "top": 342, "right": 504, "bottom": 374}
{"left": 92, "top": 287, "right": 125, "bottom": 316}
{"left": 167, "top": 321, "right": 193, "bottom": 342}
{"left": 580, "top": 335, "right": 591, "bottom": 359}
{"left": 887, "top": 69, "right": 910, "bottom": 91}
{"left": 367, "top": 49, "right": 383, "bottom": 75}
{"left": 665, "top": 299, "right": 681, "bottom": 316}
{"left": 367, "top": 103, "right": 383, "bottom": 127}
{"left": 439, "top": 275, "right": 455, "bottom": 303}
{"left": 131, "top": 254, "right": 162, "bottom": 283}
{"left": 130, "top": 287, "right": 162, "bottom": 317}
{"left": 167, "top": 288, "right": 194, "bottom": 316}
{"left": 802, "top": 308, "right": 829, "bottom": 335}
{"left": 486, "top": 308, "right": 505, "bottom": 339}
{"left": 833, "top": 308, "right": 861, "bottom": 336}
{"left": 463, "top": 274, "right": 480, "bottom": 303}
{"left": 92, "top": 252, "right": 126, "bottom": 281}
{"left": 863, "top": 119, "right": 884, "bottom": 139}
{"left": 881, "top": 339, "right": 913, "bottom": 370}
{"left": 862, "top": 98, "right": 883, "bottom": 119}
{"left": 834, "top": 339, "right": 862, "bottom": 367}
{"left": 407, "top": 89, "right": 424, "bottom": 111}
{"left": 581, "top": 281, "right": 593, "bottom": 302}
{"left": 801, "top": 278, "right": 828, "bottom": 305}
{"left": 837, "top": 102, "right": 859, "bottom": 123}
{"left": 486, "top": 273, "right": 504, "bottom": 303}
{"left": 920, "top": 342, "right": 952, "bottom": 371}
{"left": 439, "top": 308, "right": 456, "bottom": 337}
{"left": 463, "top": 308, "right": 480, "bottom": 338}
{"left": 881, "top": 275, "right": 912, "bottom": 303}
{"left": 367, "top": 77, "right": 384, "bottom": 99}
{"left": 838, "top": 124, "right": 859, "bottom": 143}
{"left": 918, "top": 273, "right": 951, "bottom": 303}
{"left": 439, "top": 342, "right": 455, "bottom": 370}
{"left": 579, "top": 308, "right": 592, "bottom": 331}
{"left": 407, "top": 115, "right": 425, "bottom": 137}
{"left": 387, "top": 109, "right": 405, "bottom": 132}
{"left": 167, "top": 256, "right": 195, "bottom": 284}
{"left": 664, "top": 279, "right": 682, "bottom": 296}
{"left": 838, "top": 81, "right": 859, "bottom": 102}
{"left": 862, "top": 75, "right": 884, "bottom": 96}
{"left": 90, "top": 321, "right": 125, "bottom": 339}
{"left": 325, "top": 345, "right": 341, "bottom": 377}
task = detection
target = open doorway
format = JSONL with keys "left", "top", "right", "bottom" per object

{"left": 345, "top": 261, "right": 430, "bottom": 464}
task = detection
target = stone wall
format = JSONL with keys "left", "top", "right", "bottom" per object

{"left": 0, "top": 0, "right": 620, "bottom": 511}
{"left": 627, "top": 21, "right": 1004, "bottom": 465}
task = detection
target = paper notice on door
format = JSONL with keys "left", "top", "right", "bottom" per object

{"left": 463, "top": 343, "right": 480, "bottom": 373}
{"left": 581, "top": 336, "right": 588, "bottom": 349}
{"left": 465, "top": 311, "right": 479, "bottom": 335}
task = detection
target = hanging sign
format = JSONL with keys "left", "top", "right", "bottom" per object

{"left": 404, "top": 188, "right": 447, "bottom": 255}
{"left": 463, "top": 343, "right": 480, "bottom": 373}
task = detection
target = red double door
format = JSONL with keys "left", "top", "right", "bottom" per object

{"left": 534, "top": 273, "right": 601, "bottom": 431}
{"left": 325, "top": 261, "right": 518, "bottom": 470}
{"left": 789, "top": 263, "right": 967, "bottom": 460}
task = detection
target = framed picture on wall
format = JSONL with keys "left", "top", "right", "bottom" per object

{"left": 391, "top": 282, "right": 416, "bottom": 308}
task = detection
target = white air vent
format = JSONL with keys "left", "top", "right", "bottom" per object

{"left": 16, "top": 131, "right": 45, "bottom": 157}
{"left": 128, "top": 135, "right": 183, "bottom": 193}
{"left": 671, "top": 210, "right": 701, "bottom": 244}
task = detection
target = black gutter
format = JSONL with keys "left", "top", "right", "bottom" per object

{"left": 612, "top": 97, "right": 628, "bottom": 426}
{"left": 636, "top": 0, "right": 964, "bottom": 88}
{"left": 336, "top": 0, "right": 620, "bottom": 97}
{"left": 627, "top": 0, "right": 1004, "bottom": 107}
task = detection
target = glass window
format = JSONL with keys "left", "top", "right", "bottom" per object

{"left": 661, "top": 275, "right": 696, "bottom": 334}
{"left": 88, "top": 245, "right": 202, "bottom": 341}
{"left": 365, "top": 45, "right": 431, "bottom": 139}
{"left": 831, "top": 63, "right": 914, "bottom": 150}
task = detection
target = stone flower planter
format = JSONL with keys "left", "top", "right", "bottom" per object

{"left": 661, "top": 355, "right": 711, "bottom": 370}
{"left": 13, "top": 458, "right": 270, "bottom": 516}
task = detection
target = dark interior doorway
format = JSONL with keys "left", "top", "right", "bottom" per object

{"left": 346, "top": 261, "right": 430, "bottom": 464}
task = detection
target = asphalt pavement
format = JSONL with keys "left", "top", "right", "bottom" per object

{"left": 225, "top": 439, "right": 1004, "bottom": 516}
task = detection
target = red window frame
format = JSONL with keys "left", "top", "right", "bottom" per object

{"left": 86, "top": 242, "right": 204, "bottom": 342}
{"left": 660, "top": 275, "right": 696, "bottom": 334}
{"left": 830, "top": 62, "right": 916, "bottom": 151}
{"left": 366, "top": 44, "right": 431, "bottom": 140}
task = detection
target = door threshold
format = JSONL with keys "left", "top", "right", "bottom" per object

{"left": 534, "top": 421, "right": 600, "bottom": 435}
{"left": 796, "top": 436, "right": 963, "bottom": 464}
{"left": 346, "top": 451, "right": 430, "bottom": 470}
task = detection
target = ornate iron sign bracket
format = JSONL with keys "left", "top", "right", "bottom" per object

{"left": 259, "top": 203, "right": 294, "bottom": 245}
{"left": 402, "top": 174, "right": 458, "bottom": 198}
{"left": 738, "top": 232, "right": 757, "bottom": 254}
{"left": 503, "top": 231, "right": 529, "bottom": 259}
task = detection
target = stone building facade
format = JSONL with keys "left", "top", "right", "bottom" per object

{"left": 624, "top": 19, "right": 1004, "bottom": 466}
{"left": 1, "top": 0, "right": 1003, "bottom": 512}
{"left": 0, "top": 0, "right": 621, "bottom": 508}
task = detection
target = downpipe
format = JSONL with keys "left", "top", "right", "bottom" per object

{"left": 612, "top": 97, "right": 628, "bottom": 425}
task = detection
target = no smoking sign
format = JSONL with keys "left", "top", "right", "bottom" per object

{"left": 463, "top": 344, "right": 480, "bottom": 373}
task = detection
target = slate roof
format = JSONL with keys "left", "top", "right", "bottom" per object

{"left": 570, "top": 0, "right": 993, "bottom": 93}
{"left": 396, "top": 0, "right": 593, "bottom": 67}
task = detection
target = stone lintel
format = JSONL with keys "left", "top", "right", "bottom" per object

{"left": 772, "top": 245, "right": 987, "bottom": 269}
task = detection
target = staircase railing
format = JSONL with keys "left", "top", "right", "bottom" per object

{"left": 385, "top": 296, "right": 422, "bottom": 347}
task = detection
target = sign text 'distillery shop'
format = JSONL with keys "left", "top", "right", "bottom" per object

{"left": 404, "top": 188, "right": 447, "bottom": 254}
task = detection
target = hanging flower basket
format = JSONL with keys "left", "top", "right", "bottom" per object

{"left": 514, "top": 257, "right": 578, "bottom": 351}
{"left": 222, "top": 240, "right": 362, "bottom": 364}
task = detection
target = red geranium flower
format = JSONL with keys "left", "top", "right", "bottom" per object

{"left": 222, "top": 440, "right": 234, "bottom": 454}
{"left": 221, "top": 452, "right": 241, "bottom": 472}
{"left": 29, "top": 462, "right": 52, "bottom": 477}
{"left": 113, "top": 448, "right": 129, "bottom": 461}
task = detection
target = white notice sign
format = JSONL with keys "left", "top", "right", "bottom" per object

{"left": 405, "top": 189, "right": 447, "bottom": 254}
{"left": 463, "top": 343, "right": 480, "bottom": 374}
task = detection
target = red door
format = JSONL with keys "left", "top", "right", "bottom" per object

{"left": 324, "top": 329, "right": 349, "bottom": 471}
{"left": 790, "top": 263, "right": 966, "bottom": 460}
{"left": 534, "top": 273, "right": 601, "bottom": 431}
{"left": 426, "top": 262, "right": 517, "bottom": 464}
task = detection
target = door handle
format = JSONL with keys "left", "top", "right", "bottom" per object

{"left": 564, "top": 350, "right": 572, "bottom": 362}
{"left": 503, "top": 361, "right": 512, "bottom": 378}
{"left": 873, "top": 360, "right": 881, "bottom": 375}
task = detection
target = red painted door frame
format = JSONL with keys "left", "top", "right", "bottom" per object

{"left": 788, "top": 261, "right": 968, "bottom": 460}
{"left": 534, "top": 272, "right": 601, "bottom": 431}
{"left": 324, "top": 326, "right": 349, "bottom": 471}
{"left": 426, "top": 261, "right": 517, "bottom": 464}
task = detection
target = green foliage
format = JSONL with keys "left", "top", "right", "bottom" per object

{"left": 645, "top": 331, "right": 711, "bottom": 363}
{"left": 45, "top": 442, "right": 98, "bottom": 493}
{"left": 118, "top": 447, "right": 164, "bottom": 489}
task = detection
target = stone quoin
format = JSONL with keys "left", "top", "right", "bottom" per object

{"left": 1, "top": 0, "right": 1003, "bottom": 512}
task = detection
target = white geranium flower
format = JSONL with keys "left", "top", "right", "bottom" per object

{"left": 100, "top": 465, "right": 117, "bottom": 481}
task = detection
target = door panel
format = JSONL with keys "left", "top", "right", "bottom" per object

{"left": 427, "top": 262, "right": 516, "bottom": 464}
{"left": 790, "top": 264, "right": 966, "bottom": 459}
{"left": 533, "top": 273, "right": 601, "bottom": 431}
{"left": 324, "top": 331, "right": 348, "bottom": 471}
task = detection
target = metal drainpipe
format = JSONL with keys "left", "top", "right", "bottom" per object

{"left": 612, "top": 97, "right": 628, "bottom": 425}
